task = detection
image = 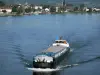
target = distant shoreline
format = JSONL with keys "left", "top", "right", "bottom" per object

{"left": 0, "top": 12, "right": 100, "bottom": 17}
{"left": 0, "top": 1, "right": 100, "bottom": 17}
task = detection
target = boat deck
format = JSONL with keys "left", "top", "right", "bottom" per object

{"left": 42, "top": 46, "right": 66, "bottom": 53}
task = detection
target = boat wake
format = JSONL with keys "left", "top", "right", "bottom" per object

{"left": 57, "top": 56, "right": 100, "bottom": 69}
{"left": 27, "top": 67, "right": 61, "bottom": 72}
{"left": 27, "top": 56, "right": 100, "bottom": 72}
{"left": 27, "top": 63, "right": 79, "bottom": 72}
{"left": 70, "top": 48, "right": 74, "bottom": 52}
{"left": 14, "top": 44, "right": 100, "bottom": 73}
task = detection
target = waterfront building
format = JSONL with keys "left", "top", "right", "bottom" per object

{"left": 92, "top": 8, "right": 100, "bottom": 12}
{"left": 45, "top": 8, "right": 50, "bottom": 12}
{"left": 34, "top": 6, "right": 42, "bottom": 10}
{"left": 0, "top": 8, "right": 12, "bottom": 13}
{"left": 83, "top": 7, "right": 89, "bottom": 12}
{"left": 56, "top": 7, "right": 59, "bottom": 12}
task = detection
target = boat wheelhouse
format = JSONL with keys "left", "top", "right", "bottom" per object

{"left": 33, "top": 37, "right": 70, "bottom": 68}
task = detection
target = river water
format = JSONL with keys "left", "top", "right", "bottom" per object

{"left": 0, "top": 13, "right": 100, "bottom": 75}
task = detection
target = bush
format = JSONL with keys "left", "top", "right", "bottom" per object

{"left": 12, "top": 6, "right": 18, "bottom": 12}
{"left": 50, "top": 6, "right": 56, "bottom": 12}
{"left": 0, "top": 1, "right": 5, "bottom": 6}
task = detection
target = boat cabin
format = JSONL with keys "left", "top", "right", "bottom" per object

{"left": 55, "top": 40, "right": 67, "bottom": 44}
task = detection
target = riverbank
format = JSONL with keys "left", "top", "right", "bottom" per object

{"left": 0, "top": 12, "right": 100, "bottom": 17}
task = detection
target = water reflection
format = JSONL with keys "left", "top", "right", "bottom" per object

{"left": 33, "top": 71, "right": 60, "bottom": 75}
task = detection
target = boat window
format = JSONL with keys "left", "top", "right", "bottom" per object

{"left": 55, "top": 41, "right": 59, "bottom": 43}
{"left": 59, "top": 41, "right": 64, "bottom": 43}
{"left": 55, "top": 41, "right": 66, "bottom": 43}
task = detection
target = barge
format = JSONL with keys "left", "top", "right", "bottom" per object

{"left": 33, "top": 37, "right": 70, "bottom": 69}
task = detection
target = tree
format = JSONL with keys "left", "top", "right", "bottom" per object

{"left": 74, "top": 7, "right": 79, "bottom": 11}
{"left": 32, "top": 8, "right": 35, "bottom": 12}
{"left": 80, "top": 4, "right": 85, "bottom": 11}
{"left": 0, "top": 1, "right": 5, "bottom": 6}
{"left": 50, "top": 6, "right": 56, "bottom": 13}
{"left": 42, "top": 5, "right": 50, "bottom": 9}
{"left": 88, "top": 8, "right": 92, "bottom": 12}
{"left": 17, "top": 6, "right": 24, "bottom": 14}
{"left": 58, "top": 6, "right": 66, "bottom": 12}
{"left": 12, "top": 5, "right": 24, "bottom": 15}
{"left": 25, "top": 7, "right": 32, "bottom": 13}
{"left": 12, "top": 6, "right": 17, "bottom": 12}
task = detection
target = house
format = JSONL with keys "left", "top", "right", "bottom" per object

{"left": 92, "top": 8, "right": 100, "bottom": 12}
{"left": 45, "top": 8, "right": 50, "bottom": 12}
{"left": 83, "top": 7, "right": 89, "bottom": 12}
{"left": 56, "top": 7, "right": 59, "bottom": 12}
{"left": 34, "top": 6, "right": 42, "bottom": 10}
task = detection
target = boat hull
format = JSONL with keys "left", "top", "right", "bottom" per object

{"left": 33, "top": 62, "right": 54, "bottom": 68}
{"left": 52, "top": 47, "right": 70, "bottom": 68}
{"left": 33, "top": 47, "right": 70, "bottom": 68}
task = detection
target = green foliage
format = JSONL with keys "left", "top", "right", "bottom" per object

{"left": 0, "top": 1, "right": 5, "bottom": 6}
{"left": 12, "top": 5, "right": 24, "bottom": 14}
{"left": 25, "top": 7, "right": 32, "bottom": 13}
{"left": 32, "top": 8, "right": 35, "bottom": 12}
{"left": 12, "top": 6, "right": 17, "bottom": 12}
{"left": 58, "top": 6, "right": 66, "bottom": 12}
{"left": 80, "top": 4, "right": 85, "bottom": 11}
{"left": 88, "top": 8, "right": 92, "bottom": 12}
{"left": 50, "top": 6, "right": 56, "bottom": 12}
{"left": 16, "top": 6, "right": 23, "bottom": 14}
{"left": 80, "top": 4, "right": 85, "bottom": 8}
{"left": 42, "top": 5, "right": 50, "bottom": 9}
{"left": 58, "top": 7, "right": 63, "bottom": 12}
{"left": 74, "top": 7, "right": 79, "bottom": 11}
